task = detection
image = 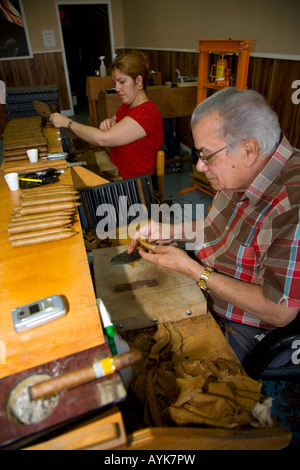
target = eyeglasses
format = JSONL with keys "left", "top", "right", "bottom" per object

{"left": 195, "top": 140, "right": 240, "bottom": 166}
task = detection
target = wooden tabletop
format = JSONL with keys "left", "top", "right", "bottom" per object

{"left": 0, "top": 168, "right": 104, "bottom": 379}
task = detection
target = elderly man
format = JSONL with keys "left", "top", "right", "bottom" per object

{"left": 128, "top": 87, "right": 300, "bottom": 363}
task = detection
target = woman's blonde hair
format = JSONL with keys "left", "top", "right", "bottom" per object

{"left": 110, "top": 51, "right": 150, "bottom": 89}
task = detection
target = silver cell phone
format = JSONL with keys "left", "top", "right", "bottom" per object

{"left": 12, "top": 295, "right": 67, "bottom": 333}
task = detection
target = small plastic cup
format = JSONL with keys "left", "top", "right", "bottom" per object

{"left": 4, "top": 172, "right": 19, "bottom": 191}
{"left": 27, "top": 148, "right": 38, "bottom": 163}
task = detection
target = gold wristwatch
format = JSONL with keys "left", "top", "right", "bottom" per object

{"left": 197, "top": 266, "right": 213, "bottom": 291}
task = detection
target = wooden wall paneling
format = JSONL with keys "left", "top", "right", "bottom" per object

{"left": 93, "top": 48, "right": 300, "bottom": 149}
{"left": 248, "top": 57, "right": 300, "bottom": 149}
{"left": 121, "top": 49, "right": 199, "bottom": 84}
{"left": 0, "top": 53, "right": 70, "bottom": 111}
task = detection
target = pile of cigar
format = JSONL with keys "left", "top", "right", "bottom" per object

{"left": 8, "top": 185, "right": 81, "bottom": 248}
{"left": 3, "top": 116, "right": 48, "bottom": 162}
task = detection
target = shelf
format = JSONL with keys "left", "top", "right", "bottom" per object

{"left": 196, "top": 39, "right": 253, "bottom": 104}
{"left": 199, "top": 81, "right": 230, "bottom": 90}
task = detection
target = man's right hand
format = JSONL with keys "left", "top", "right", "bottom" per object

{"left": 127, "top": 220, "right": 174, "bottom": 254}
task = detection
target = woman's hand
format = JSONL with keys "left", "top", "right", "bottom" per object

{"left": 99, "top": 118, "right": 116, "bottom": 131}
{"left": 50, "top": 113, "right": 70, "bottom": 129}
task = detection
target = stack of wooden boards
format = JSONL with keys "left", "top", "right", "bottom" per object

{"left": 3, "top": 116, "right": 48, "bottom": 162}
{"left": 8, "top": 185, "right": 81, "bottom": 248}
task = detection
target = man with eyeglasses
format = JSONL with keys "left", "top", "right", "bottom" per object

{"left": 128, "top": 87, "right": 300, "bottom": 364}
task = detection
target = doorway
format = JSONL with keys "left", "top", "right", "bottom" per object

{"left": 56, "top": 1, "right": 114, "bottom": 115}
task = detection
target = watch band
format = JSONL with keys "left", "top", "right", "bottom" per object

{"left": 67, "top": 120, "right": 73, "bottom": 130}
{"left": 197, "top": 267, "right": 213, "bottom": 291}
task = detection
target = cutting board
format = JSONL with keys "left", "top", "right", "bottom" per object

{"left": 92, "top": 246, "right": 207, "bottom": 331}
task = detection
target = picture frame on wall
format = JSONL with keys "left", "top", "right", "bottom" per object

{"left": 0, "top": 0, "right": 33, "bottom": 60}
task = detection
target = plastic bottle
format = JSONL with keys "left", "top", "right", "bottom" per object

{"left": 99, "top": 56, "right": 106, "bottom": 77}
{"left": 97, "top": 298, "right": 132, "bottom": 388}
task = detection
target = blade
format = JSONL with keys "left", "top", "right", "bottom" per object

{"left": 110, "top": 249, "right": 141, "bottom": 267}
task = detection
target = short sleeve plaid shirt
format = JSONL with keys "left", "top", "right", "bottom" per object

{"left": 196, "top": 136, "right": 300, "bottom": 328}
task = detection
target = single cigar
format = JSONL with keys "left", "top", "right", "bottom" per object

{"left": 10, "top": 211, "right": 75, "bottom": 222}
{"left": 10, "top": 230, "right": 78, "bottom": 248}
{"left": 22, "top": 184, "right": 75, "bottom": 192}
{"left": 138, "top": 238, "right": 157, "bottom": 251}
{"left": 24, "top": 165, "right": 68, "bottom": 174}
{"left": 8, "top": 216, "right": 73, "bottom": 226}
{"left": 8, "top": 218, "right": 72, "bottom": 234}
{"left": 21, "top": 186, "right": 76, "bottom": 193}
{"left": 9, "top": 227, "right": 74, "bottom": 241}
{"left": 20, "top": 190, "right": 78, "bottom": 199}
{"left": 20, "top": 190, "right": 76, "bottom": 198}
{"left": 20, "top": 196, "right": 79, "bottom": 207}
{"left": 19, "top": 202, "right": 81, "bottom": 216}
{"left": 29, "top": 350, "right": 142, "bottom": 400}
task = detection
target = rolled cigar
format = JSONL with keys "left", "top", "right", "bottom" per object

{"left": 21, "top": 188, "right": 76, "bottom": 197}
{"left": 21, "top": 185, "right": 76, "bottom": 192}
{"left": 8, "top": 216, "right": 73, "bottom": 226}
{"left": 3, "top": 141, "right": 47, "bottom": 150}
{"left": 19, "top": 202, "right": 81, "bottom": 216}
{"left": 3, "top": 155, "right": 30, "bottom": 162}
{"left": 11, "top": 212, "right": 75, "bottom": 222}
{"left": 20, "top": 196, "right": 80, "bottom": 206}
{"left": 21, "top": 190, "right": 79, "bottom": 199}
{"left": 10, "top": 230, "right": 78, "bottom": 248}
{"left": 23, "top": 184, "right": 75, "bottom": 192}
{"left": 29, "top": 350, "right": 143, "bottom": 400}
{"left": 24, "top": 163, "right": 67, "bottom": 174}
{"left": 8, "top": 218, "right": 72, "bottom": 234}
{"left": 9, "top": 227, "right": 74, "bottom": 241}
{"left": 138, "top": 238, "right": 157, "bottom": 251}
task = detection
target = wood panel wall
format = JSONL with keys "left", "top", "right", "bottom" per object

{"left": 248, "top": 57, "right": 300, "bottom": 149}
{"left": 118, "top": 48, "right": 300, "bottom": 149}
{"left": 1, "top": 49, "right": 299, "bottom": 149}
{"left": 0, "top": 52, "right": 69, "bottom": 110}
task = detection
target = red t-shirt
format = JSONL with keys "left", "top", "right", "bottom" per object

{"left": 109, "top": 101, "right": 163, "bottom": 179}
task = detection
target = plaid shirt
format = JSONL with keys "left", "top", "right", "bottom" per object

{"left": 196, "top": 136, "right": 300, "bottom": 328}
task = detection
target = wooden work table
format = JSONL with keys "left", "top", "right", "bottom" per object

{"left": 0, "top": 167, "right": 104, "bottom": 379}
{"left": 0, "top": 119, "right": 293, "bottom": 449}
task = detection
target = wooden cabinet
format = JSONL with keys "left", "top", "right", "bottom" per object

{"left": 86, "top": 76, "right": 114, "bottom": 127}
{"left": 197, "top": 39, "right": 252, "bottom": 104}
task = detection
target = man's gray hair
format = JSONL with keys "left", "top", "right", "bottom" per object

{"left": 191, "top": 87, "right": 281, "bottom": 157}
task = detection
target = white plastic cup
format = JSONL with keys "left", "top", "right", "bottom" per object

{"left": 4, "top": 172, "right": 19, "bottom": 191}
{"left": 27, "top": 148, "right": 38, "bottom": 163}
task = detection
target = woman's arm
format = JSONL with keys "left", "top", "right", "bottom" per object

{"left": 99, "top": 116, "right": 117, "bottom": 131}
{"left": 50, "top": 113, "right": 146, "bottom": 147}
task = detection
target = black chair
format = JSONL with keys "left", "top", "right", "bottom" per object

{"left": 242, "top": 315, "right": 300, "bottom": 449}
{"left": 242, "top": 315, "right": 300, "bottom": 382}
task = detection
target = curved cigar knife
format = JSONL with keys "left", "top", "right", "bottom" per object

{"left": 110, "top": 239, "right": 156, "bottom": 267}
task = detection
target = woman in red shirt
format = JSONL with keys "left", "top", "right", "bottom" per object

{"left": 50, "top": 51, "right": 163, "bottom": 187}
